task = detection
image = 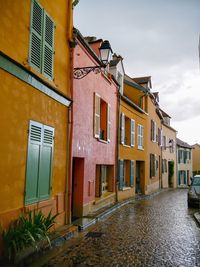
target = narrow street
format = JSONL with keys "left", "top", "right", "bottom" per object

{"left": 32, "top": 189, "right": 200, "bottom": 267}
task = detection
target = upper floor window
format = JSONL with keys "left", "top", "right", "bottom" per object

{"left": 94, "top": 93, "right": 111, "bottom": 142}
{"left": 138, "top": 124, "right": 144, "bottom": 149}
{"left": 29, "top": 0, "right": 54, "bottom": 80}
{"left": 151, "top": 120, "right": 156, "bottom": 142}
{"left": 120, "top": 113, "right": 135, "bottom": 147}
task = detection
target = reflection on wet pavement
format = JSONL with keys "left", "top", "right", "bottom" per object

{"left": 31, "top": 189, "right": 200, "bottom": 267}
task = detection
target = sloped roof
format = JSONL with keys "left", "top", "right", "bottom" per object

{"left": 132, "top": 76, "right": 152, "bottom": 88}
{"left": 176, "top": 138, "right": 192, "bottom": 149}
{"left": 109, "top": 58, "right": 121, "bottom": 67}
{"left": 159, "top": 108, "right": 171, "bottom": 118}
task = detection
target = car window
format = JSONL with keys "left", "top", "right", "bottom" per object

{"left": 192, "top": 177, "right": 200, "bottom": 185}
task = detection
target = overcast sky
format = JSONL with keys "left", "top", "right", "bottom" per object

{"left": 74, "top": 0, "right": 200, "bottom": 145}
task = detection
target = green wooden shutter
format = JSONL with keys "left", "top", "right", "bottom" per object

{"left": 118, "top": 160, "right": 124, "bottom": 190}
{"left": 42, "top": 11, "right": 54, "bottom": 79}
{"left": 178, "top": 171, "right": 181, "bottom": 185}
{"left": 130, "top": 160, "right": 134, "bottom": 187}
{"left": 38, "top": 125, "right": 54, "bottom": 200}
{"left": 25, "top": 121, "right": 42, "bottom": 204}
{"left": 29, "top": 0, "right": 43, "bottom": 72}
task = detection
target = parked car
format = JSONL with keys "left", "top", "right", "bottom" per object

{"left": 187, "top": 175, "right": 200, "bottom": 207}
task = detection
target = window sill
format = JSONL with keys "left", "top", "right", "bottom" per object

{"left": 98, "top": 138, "right": 108, "bottom": 144}
{"left": 123, "top": 144, "right": 131, "bottom": 148}
{"left": 122, "top": 186, "right": 132, "bottom": 191}
{"left": 138, "top": 147, "right": 144, "bottom": 150}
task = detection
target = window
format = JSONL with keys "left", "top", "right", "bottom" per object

{"left": 162, "top": 159, "right": 167, "bottom": 173}
{"left": 150, "top": 154, "right": 156, "bottom": 178}
{"left": 163, "top": 135, "right": 166, "bottom": 150}
{"left": 158, "top": 128, "right": 161, "bottom": 146}
{"left": 121, "top": 113, "right": 135, "bottom": 146}
{"left": 29, "top": 0, "right": 54, "bottom": 79}
{"left": 118, "top": 160, "right": 134, "bottom": 189}
{"left": 95, "top": 165, "right": 113, "bottom": 197}
{"left": 151, "top": 120, "right": 156, "bottom": 142}
{"left": 138, "top": 124, "right": 144, "bottom": 149}
{"left": 94, "top": 93, "right": 111, "bottom": 142}
{"left": 25, "top": 120, "right": 54, "bottom": 205}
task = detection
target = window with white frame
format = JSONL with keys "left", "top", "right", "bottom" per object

{"left": 94, "top": 93, "right": 111, "bottom": 142}
{"left": 138, "top": 124, "right": 144, "bottom": 149}
{"left": 120, "top": 113, "right": 135, "bottom": 146}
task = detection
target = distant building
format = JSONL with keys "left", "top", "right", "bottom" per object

{"left": 160, "top": 109, "right": 177, "bottom": 188}
{"left": 191, "top": 143, "right": 200, "bottom": 176}
{"left": 176, "top": 138, "right": 193, "bottom": 186}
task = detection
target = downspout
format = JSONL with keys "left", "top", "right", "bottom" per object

{"left": 160, "top": 121, "right": 163, "bottom": 189}
{"left": 66, "top": 1, "right": 74, "bottom": 225}
{"left": 115, "top": 87, "right": 121, "bottom": 203}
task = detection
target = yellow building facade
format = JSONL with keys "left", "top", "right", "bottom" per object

{"left": 118, "top": 75, "right": 148, "bottom": 201}
{"left": 146, "top": 93, "right": 162, "bottom": 193}
{"left": 0, "top": 0, "right": 73, "bottom": 232}
{"left": 192, "top": 144, "right": 200, "bottom": 175}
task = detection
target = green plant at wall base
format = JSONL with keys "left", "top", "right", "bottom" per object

{"left": 1, "top": 210, "right": 58, "bottom": 261}
{"left": 169, "top": 161, "right": 174, "bottom": 178}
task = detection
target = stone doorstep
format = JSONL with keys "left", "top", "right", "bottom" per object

{"left": 50, "top": 225, "right": 79, "bottom": 247}
{"left": 194, "top": 212, "right": 200, "bottom": 226}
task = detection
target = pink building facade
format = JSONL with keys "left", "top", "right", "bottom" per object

{"left": 71, "top": 30, "right": 118, "bottom": 218}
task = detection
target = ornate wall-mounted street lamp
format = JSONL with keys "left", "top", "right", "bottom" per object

{"left": 74, "top": 40, "right": 113, "bottom": 79}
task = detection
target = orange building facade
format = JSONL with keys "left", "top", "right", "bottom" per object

{"left": 0, "top": 0, "right": 73, "bottom": 232}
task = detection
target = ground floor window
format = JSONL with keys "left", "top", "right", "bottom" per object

{"left": 178, "top": 170, "right": 186, "bottom": 185}
{"left": 95, "top": 165, "right": 114, "bottom": 197}
{"left": 25, "top": 120, "right": 54, "bottom": 205}
{"left": 118, "top": 160, "right": 134, "bottom": 190}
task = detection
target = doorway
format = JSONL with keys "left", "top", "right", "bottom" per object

{"left": 71, "top": 157, "right": 84, "bottom": 221}
{"left": 136, "top": 161, "right": 141, "bottom": 193}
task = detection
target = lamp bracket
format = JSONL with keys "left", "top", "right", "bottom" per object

{"left": 74, "top": 66, "right": 104, "bottom": 79}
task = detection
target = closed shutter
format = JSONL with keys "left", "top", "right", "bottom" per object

{"left": 158, "top": 128, "right": 161, "bottom": 146}
{"left": 141, "top": 125, "right": 144, "bottom": 147}
{"left": 42, "top": 11, "right": 54, "bottom": 79}
{"left": 38, "top": 125, "right": 54, "bottom": 200}
{"left": 29, "top": 0, "right": 43, "bottom": 72}
{"left": 184, "top": 171, "right": 186, "bottom": 184}
{"left": 184, "top": 151, "right": 187, "bottom": 163}
{"left": 130, "top": 160, "right": 134, "bottom": 187}
{"left": 25, "top": 121, "right": 43, "bottom": 204}
{"left": 121, "top": 113, "right": 125, "bottom": 144}
{"left": 25, "top": 121, "right": 54, "bottom": 205}
{"left": 178, "top": 171, "right": 181, "bottom": 185}
{"left": 151, "top": 120, "right": 153, "bottom": 141}
{"left": 154, "top": 122, "right": 157, "bottom": 142}
{"left": 154, "top": 155, "right": 157, "bottom": 176}
{"left": 162, "top": 159, "right": 164, "bottom": 173}
{"left": 118, "top": 160, "right": 124, "bottom": 190}
{"left": 94, "top": 93, "right": 100, "bottom": 138}
{"left": 130, "top": 119, "right": 135, "bottom": 147}
{"left": 107, "top": 104, "right": 111, "bottom": 142}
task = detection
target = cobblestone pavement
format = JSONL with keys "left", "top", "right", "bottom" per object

{"left": 32, "top": 189, "right": 200, "bottom": 267}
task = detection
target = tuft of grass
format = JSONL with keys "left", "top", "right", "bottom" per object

{"left": 1, "top": 210, "right": 58, "bottom": 261}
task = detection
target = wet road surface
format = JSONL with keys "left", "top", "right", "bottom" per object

{"left": 31, "top": 189, "right": 200, "bottom": 267}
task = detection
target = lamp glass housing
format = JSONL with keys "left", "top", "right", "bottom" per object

{"left": 99, "top": 40, "right": 112, "bottom": 65}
